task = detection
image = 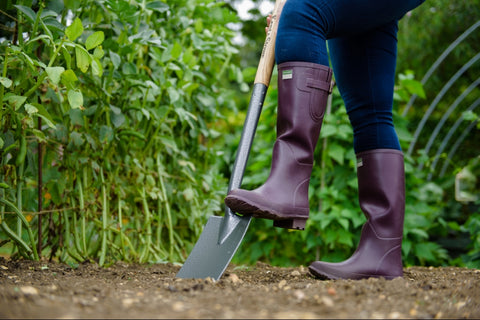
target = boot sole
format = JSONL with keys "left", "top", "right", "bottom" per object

{"left": 224, "top": 197, "right": 307, "bottom": 230}
{"left": 308, "top": 265, "right": 403, "bottom": 280}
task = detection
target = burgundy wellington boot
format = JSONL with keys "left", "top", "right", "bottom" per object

{"left": 224, "top": 61, "right": 333, "bottom": 230}
{"left": 309, "top": 149, "right": 405, "bottom": 279}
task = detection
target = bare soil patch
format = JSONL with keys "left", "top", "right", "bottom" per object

{"left": 0, "top": 258, "right": 479, "bottom": 319}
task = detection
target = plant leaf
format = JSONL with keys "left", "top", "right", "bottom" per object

{"left": 109, "top": 51, "right": 121, "bottom": 69}
{"left": 68, "top": 89, "right": 83, "bottom": 109}
{"left": 328, "top": 143, "right": 345, "bottom": 165}
{"left": 75, "top": 46, "right": 90, "bottom": 72}
{"left": 85, "top": 31, "right": 104, "bottom": 50}
{"left": 24, "top": 103, "right": 38, "bottom": 115}
{"left": 66, "top": 18, "right": 83, "bottom": 41}
{"left": 45, "top": 66, "right": 65, "bottom": 85}
{"left": 91, "top": 58, "right": 103, "bottom": 76}
{"left": 146, "top": 1, "right": 169, "bottom": 13}
{"left": 31, "top": 103, "right": 56, "bottom": 128}
{"left": 93, "top": 46, "right": 105, "bottom": 59}
{"left": 7, "top": 95, "right": 27, "bottom": 110}
{"left": 0, "top": 77, "right": 12, "bottom": 88}
{"left": 42, "top": 17, "right": 65, "bottom": 33}
{"left": 14, "top": 5, "right": 36, "bottom": 23}
{"left": 171, "top": 42, "right": 182, "bottom": 60}
{"left": 99, "top": 125, "right": 114, "bottom": 143}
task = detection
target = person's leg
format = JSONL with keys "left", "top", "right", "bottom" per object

{"left": 308, "top": 23, "right": 406, "bottom": 280}
{"left": 275, "top": 0, "right": 331, "bottom": 65}
{"left": 329, "top": 22, "right": 401, "bottom": 153}
{"left": 275, "top": 0, "right": 425, "bottom": 65}
{"left": 224, "top": 61, "right": 333, "bottom": 230}
{"left": 309, "top": 148, "right": 405, "bottom": 280}
{"left": 225, "top": 0, "right": 423, "bottom": 231}
{"left": 225, "top": 0, "right": 336, "bottom": 229}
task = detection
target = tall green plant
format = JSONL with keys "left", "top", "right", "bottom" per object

{"left": 1, "top": 0, "right": 245, "bottom": 264}
{"left": 1, "top": 1, "right": 99, "bottom": 259}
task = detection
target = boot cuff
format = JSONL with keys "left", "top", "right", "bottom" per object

{"left": 278, "top": 61, "right": 332, "bottom": 73}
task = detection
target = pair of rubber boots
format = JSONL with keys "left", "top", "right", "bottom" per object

{"left": 225, "top": 61, "right": 405, "bottom": 280}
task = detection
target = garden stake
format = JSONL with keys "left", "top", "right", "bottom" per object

{"left": 176, "top": 0, "right": 286, "bottom": 280}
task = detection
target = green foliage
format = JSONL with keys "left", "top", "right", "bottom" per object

{"left": 461, "top": 209, "right": 480, "bottom": 268}
{"left": 1, "top": 0, "right": 478, "bottom": 269}
{"left": 397, "top": 0, "right": 480, "bottom": 171}
{"left": 452, "top": 157, "right": 480, "bottom": 268}
{"left": 396, "top": 1, "right": 480, "bottom": 268}
{"left": 1, "top": 0, "right": 244, "bottom": 264}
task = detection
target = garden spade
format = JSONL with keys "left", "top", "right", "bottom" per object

{"left": 176, "top": 0, "right": 286, "bottom": 281}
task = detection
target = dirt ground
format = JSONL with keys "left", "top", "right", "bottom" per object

{"left": 0, "top": 258, "right": 479, "bottom": 319}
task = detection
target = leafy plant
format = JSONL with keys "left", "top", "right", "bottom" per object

{"left": 1, "top": 0, "right": 244, "bottom": 264}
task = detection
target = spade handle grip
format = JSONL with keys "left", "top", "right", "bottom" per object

{"left": 254, "top": 0, "right": 286, "bottom": 86}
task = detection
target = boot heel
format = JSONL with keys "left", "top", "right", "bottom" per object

{"left": 273, "top": 219, "right": 307, "bottom": 230}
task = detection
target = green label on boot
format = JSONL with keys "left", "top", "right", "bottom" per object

{"left": 282, "top": 69, "right": 293, "bottom": 80}
{"left": 357, "top": 158, "right": 363, "bottom": 168}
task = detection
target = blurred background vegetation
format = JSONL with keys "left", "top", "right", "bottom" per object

{"left": 0, "top": 0, "right": 479, "bottom": 269}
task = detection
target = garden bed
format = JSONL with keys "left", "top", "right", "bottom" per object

{"left": 0, "top": 258, "right": 479, "bottom": 319}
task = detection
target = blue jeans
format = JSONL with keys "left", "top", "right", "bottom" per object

{"left": 275, "top": 0, "right": 425, "bottom": 153}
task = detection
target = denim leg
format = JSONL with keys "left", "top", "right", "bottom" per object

{"left": 275, "top": 0, "right": 331, "bottom": 65}
{"left": 329, "top": 22, "right": 401, "bottom": 153}
{"left": 275, "top": 0, "right": 425, "bottom": 152}
{"left": 275, "top": 0, "right": 424, "bottom": 65}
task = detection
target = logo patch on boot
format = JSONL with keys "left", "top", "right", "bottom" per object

{"left": 282, "top": 69, "right": 293, "bottom": 80}
{"left": 357, "top": 158, "right": 363, "bottom": 168}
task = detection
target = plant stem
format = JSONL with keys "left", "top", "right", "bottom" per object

{"left": 157, "top": 154, "right": 173, "bottom": 260}
{"left": 63, "top": 207, "right": 71, "bottom": 254}
{"left": 0, "top": 47, "right": 8, "bottom": 111}
{"left": 37, "top": 116, "right": 43, "bottom": 257}
{"left": 24, "top": 73, "right": 47, "bottom": 98}
{"left": 30, "top": 5, "right": 43, "bottom": 45}
{"left": 139, "top": 187, "right": 151, "bottom": 263}
{"left": 117, "top": 196, "right": 127, "bottom": 259}
{"left": 92, "top": 218, "right": 137, "bottom": 256}
{"left": 71, "top": 196, "right": 82, "bottom": 257}
{"left": 47, "top": 36, "right": 65, "bottom": 68}
{"left": 79, "top": 170, "right": 87, "bottom": 254}
{"left": 64, "top": 204, "right": 84, "bottom": 262}
{"left": 99, "top": 167, "right": 108, "bottom": 266}
{"left": 16, "top": 161, "right": 24, "bottom": 238}
{"left": 16, "top": 0, "right": 24, "bottom": 46}
{"left": 0, "top": 188, "right": 4, "bottom": 220}
{"left": 0, "top": 198, "right": 39, "bottom": 260}
{"left": 1, "top": 221, "right": 32, "bottom": 255}
{"left": 156, "top": 198, "right": 163, "bottom": 252}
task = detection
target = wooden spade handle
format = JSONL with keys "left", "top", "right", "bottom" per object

{"left": 254, "top": 0, "right": 287, "bottom": 86}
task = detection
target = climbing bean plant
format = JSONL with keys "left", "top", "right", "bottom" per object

{"left": 0, "top": 0, "right": 245, "bottom": 265}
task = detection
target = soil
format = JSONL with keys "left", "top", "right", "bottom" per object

{"left": 0, "top": 258, "right": 479, "bottom": 319}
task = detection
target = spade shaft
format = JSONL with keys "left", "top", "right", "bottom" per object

{"left": 176, "top": 0, "right": 286, "bottom": 280}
